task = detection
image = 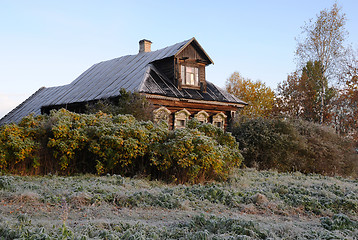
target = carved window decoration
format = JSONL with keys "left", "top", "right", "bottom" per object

{"left": 181, "top": 65, "right": 199, "bottom": 86}
{"left": 194, "top": 110, "right": 209, "bottom": 124}
{"left": 153, "top": 107, "right": 171, "bottom": 124}
{"left": 212, "top": 112, "right": 227, "bottom": 129}
{"left": 174, "top": 109, "right": 191, "bottom": 129}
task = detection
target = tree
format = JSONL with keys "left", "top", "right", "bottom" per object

{"left": 332, "top": 51, "right": 358, "bottom": 139}
{"left": 226, "top": 72, "right": 275, "bottom": 118}
{"left": 86, "top": 88, "right": 154, "bottom": 121}
{"left": 295, "top": 3, "right": 348, "bottom": 123}
{"left": 276, "top": 61, "right": 336, "bottom": 123}
{"left": 274, "top": 71, "right": 303, "bottom": 118}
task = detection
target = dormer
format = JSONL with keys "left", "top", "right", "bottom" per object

{"left": 151, "top": 38, "right": 213, "bottom": 93}
{"left": 175, "top": 38, "right": 213, "bottom": 92}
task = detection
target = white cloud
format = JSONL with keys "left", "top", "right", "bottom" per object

{"left": 0, "top": 93, "right": 26, "bottom": 119}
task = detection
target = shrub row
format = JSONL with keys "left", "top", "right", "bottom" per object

{"left": 0, "top": 109, "right": 242, "bottom": 183}
{"left": 231, "top": 117, "right": 358, "bottom": 177}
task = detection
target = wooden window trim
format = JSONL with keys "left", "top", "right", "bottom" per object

{"left": 153, "top": 106, "right": 171, "bottom": 124}
{"left": 174, "top": 108, "right": 191, "bottom": 129}
{"left": 181, "top": 65, "right": 199, "bottom": 87}
{"left": 194, "top": 110, "right": 209, "bottom": 123}
{"left": 212, "top": 112, "right": 227, "bottom": 129}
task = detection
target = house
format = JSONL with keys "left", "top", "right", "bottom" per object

{"left": 0, "top": 38, "right": 246, "bottom": 129}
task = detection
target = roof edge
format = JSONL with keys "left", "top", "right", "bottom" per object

{"left": 0, "top": 87, "right": 47, "bottom": 125}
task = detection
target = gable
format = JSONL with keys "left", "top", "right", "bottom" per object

{"left": 175, "top": 38, "right": 213, "bottom": 65}
{"left": 176, "top": 42, "right": 212, "bottom": 65}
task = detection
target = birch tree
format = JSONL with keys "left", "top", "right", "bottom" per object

{"left": 295, "top": 3, "right": 348, "bottom": 123}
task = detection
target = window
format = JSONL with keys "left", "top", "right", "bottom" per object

{"left": 181, "top": 65, "right": 199, "bottom": 86}
{"left": 194, "top": 110, "right": 209, "bottom": 123}
{"left": 153, "top": 107, "right": 171, "bottom": 124}
{"left": 212, "top": 112, "right": 227, "bottom": 129}
{"left": 177, "top": 119, "right": 186, "bottom": 127}
{"left": 174, "top": 109, "right": 191, "bottom": 129}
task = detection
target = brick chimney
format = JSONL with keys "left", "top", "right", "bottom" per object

{"left": 139, "top": 39, "right": 152, "bottom": 53}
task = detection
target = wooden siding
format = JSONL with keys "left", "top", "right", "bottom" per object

{"left": 177, "top": 44, "right": 207, "bottom": 61}
{"left": 147, "top": 97, "right": 239, "bottom": 130}
{"left": 199, "top": 65, "right": 206, "bottom": 92}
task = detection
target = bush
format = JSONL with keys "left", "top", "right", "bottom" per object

{"left": 0, "top": 110, "right": 242, "bottom": 183}
{"left": 87, "top": 114, "right": 168, "bottom": 175}
{"left": 150, "top": 119, "right": 243, "bottom": 183}
{"left": 0, "top": 120, "right": 40, "bottom": 174}
{"left": 46, "top": 109, "right": 90, "bottom": 173}
{"left": 231, "top": 117, "right": 358, "bottom": 176}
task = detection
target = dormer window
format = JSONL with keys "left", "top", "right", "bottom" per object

{"left": 181, "top": 65, "right": 199, "bottom": 86}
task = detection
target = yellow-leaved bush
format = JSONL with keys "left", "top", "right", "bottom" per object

{"left": 0, "top": 109, "right": 243, "bottom": 183}
{"left": 0, "top": 117, "right": 40, "bottom": 174}
{"left": 150, "top": 119, "right": 243, "bottom": 183}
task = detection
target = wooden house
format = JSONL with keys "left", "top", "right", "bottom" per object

{"left": 0, "top": 38, "right": 246, "bottom": 129}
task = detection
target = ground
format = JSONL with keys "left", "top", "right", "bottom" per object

{"left": 0, "top": 169, "right": 357, "bottom": 239}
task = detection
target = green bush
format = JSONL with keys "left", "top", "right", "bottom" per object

{"left": 231, "top": 117, "right": 358, "bottom": 176}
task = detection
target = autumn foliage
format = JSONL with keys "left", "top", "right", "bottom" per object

{"left": 0, "top": 109, "right": 242, "bottom": 183}
{"left": 226, "top": 72, "right": 275, "bottom": 118}
{"left": 275, "top": 61, "right": 336, "bottom": 123}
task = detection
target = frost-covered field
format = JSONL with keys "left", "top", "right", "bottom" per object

{"left": 0, "top": 169, "right": 357, "bottom": 239}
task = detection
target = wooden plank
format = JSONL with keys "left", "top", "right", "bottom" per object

{"left": 148, "top": 98, "right": 239, "bottom": 112}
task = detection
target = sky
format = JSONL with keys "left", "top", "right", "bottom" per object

{"left": 1, "top": 0, "right": 358, "bottom": 118}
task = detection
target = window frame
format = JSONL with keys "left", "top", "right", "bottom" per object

{"left": 180, "top": 64, "right": 200, "bottom": 88}
{"left": 194, "top": 110, "right": 209, "bottom": 123}
{"left": 212, "top": 112, "right": 227, "bottom": 129}
{"left": 153, "top": 106, "right": 171, "bottom": 125}
{"left": 174, "top": 109, "right": 191, "bottom": 129}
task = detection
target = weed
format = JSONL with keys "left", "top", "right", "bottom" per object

{"left": 0, "top": 176, "right": 13, "bottom": 190}
{"left": 321, "top": 214, "right": 358, "bottom": 231}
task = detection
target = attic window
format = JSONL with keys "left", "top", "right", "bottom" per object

{"left": 181, "top": 65, "right": 199, "bottom": 86}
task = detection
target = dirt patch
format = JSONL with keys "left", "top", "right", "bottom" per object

{"left": 7, "top": 191, "right": 41, "bottom": 204}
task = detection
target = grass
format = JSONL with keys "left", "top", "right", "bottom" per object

{"left": 0, "top": 169, "right": 357, "bottom": 239}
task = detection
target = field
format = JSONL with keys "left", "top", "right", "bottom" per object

{"left": 0, "top": 169, "right": 357, "bottom": 239}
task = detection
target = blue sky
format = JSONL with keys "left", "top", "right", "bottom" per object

{"left": 1, "top": 0, "right": 358, "bottom": 118}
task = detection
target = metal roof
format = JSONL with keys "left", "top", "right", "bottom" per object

{"left": 0, "top": 38, "right": 246, "bottom": 125}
